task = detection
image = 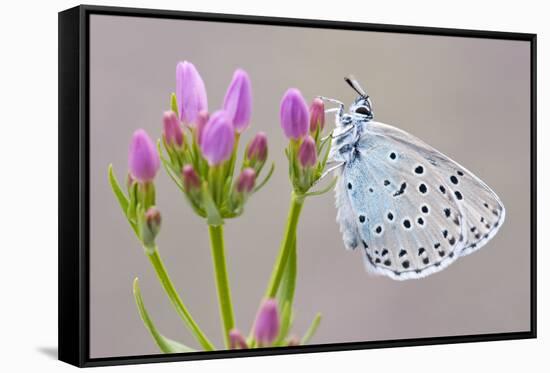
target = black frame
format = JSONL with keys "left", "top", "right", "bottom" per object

{"left": 58, "top": 4, "right": 537, "bottom": 368}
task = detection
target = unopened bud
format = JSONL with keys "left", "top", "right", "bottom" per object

{"left": 229, "top": 329, "right": 248, "bottom": 350}
{"left": 182, "top": 164, "right": 201, "bottom": 192}
{"left": 298, "top": 136, "right": 317, "bottom": 168}
{"left": 236, "top": 168, "right": 256, "bottom": 194}
{"left": 141, "top": 207, "right": 161, "bottom": 251}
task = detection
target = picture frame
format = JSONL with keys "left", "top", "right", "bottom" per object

{"left": 59, "top": 4, "right": 537, "bottom": 367}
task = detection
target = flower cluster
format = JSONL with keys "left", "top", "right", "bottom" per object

{"left": 160, "top": 62, "right": 272, "bottom": 225}
{"left": 108, "top": 61, "right": 323, "bottom": 354}
{"left": 279, "top": 89, "right": 331, "bottom": 195}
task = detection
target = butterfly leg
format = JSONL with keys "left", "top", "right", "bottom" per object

{"left": 317, "top": 96, "right": 345, "bottom": 124}
{"left": 314, "top": 161, "right": 345, "bottom": 184}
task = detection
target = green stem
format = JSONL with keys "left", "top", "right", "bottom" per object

{"left": 148, "top": 250, "right": 215, "bottom": 351}
{"left": 265, "top": 192, "right": 305, "bottom": 298}
{"left": 208, "top": 224, "right": 235, "bottom": 348}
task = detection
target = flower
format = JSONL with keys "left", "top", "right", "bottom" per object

{"left": 253, "top": 298, "right": 280, "bottom": 346}
{"left": 298, "top": 135, "right": 317, "bottom": 168}
{"left": 196, "top": 110, "right": 209, "bottom": 145}
{"left": 309, "top": 98, "right": 325, "bottom": 133}
{"left": 246, "top": 132, "right": 268, "bottom": 164}
{"left": 182, "top": 164, "right": 201, "bottom": 192}
{"left": 229, "top": 329, "right": 248, "bottom": 350}
{"left": 200, "top": 110, "right": 235, "bottom": 166}
{"left": 223, "top": 69, "right": 252, "bottom": 133}
{"left": 162, "top": 111, "right": 183, "bottom": 147}
{"left": 280, "top": 88, "right": 309, "bottom": 140}
{"left": 236, "top": 168, "right": 256, "bottom": 194}
{"left": 176, "top": 61, "right": 208, "bottom": 125}
{"left": 128, "top": 129, "right": 160, "bottom": 182}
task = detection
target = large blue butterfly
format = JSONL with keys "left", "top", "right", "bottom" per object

{"left": 324, "top": 77, "right": 505, "bottom": 280}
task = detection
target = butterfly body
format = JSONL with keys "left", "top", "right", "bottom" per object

{"left": 326, "top": 77, "right": 505, "bottom": 280}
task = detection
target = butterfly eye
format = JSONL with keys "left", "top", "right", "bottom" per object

{"left": 355, "top": 106, "right": 370, "bottom": 115}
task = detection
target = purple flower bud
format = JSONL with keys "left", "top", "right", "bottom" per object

{"left": 126, "top": 173, "right": 135, "bottom": 190}
{"left": 287, "top": 336, "right": 300, "bottom": 346}
{"left": 280, "top": 88, "right": 309, "bottom": 140}
{"left": 176, "top": 61, "right": 208, "bottom": 125}
{"left": 229, "top": 329, "right": 248, "bottom": 350}
{"left": 253, "top": 298, "right": 280, "bottom": 346}
{"left": 196, "top": 110, "right": 209, "bottom": 145}
{"left": 309, "top": 98, "right": 325, "bottom": 133}
{"left": 162, "top": 111, "right": 183, "bottom": 147}
{"left": 145, "top": 207, "right": 161, "bottom": 233}
{"left": 236, "top": 168, "right": 256, "bottom": 194}
{"left": 128, "top": 129, "right": 160, "bottom": 182}
{"left": 298, "top": 136, "right": 317, "bottom": 168}
{"left": 223, "top": 69, "right": 252, "bottom": 133}
{"left": 246, "top": 132, "right": 268, "bottom": 163}
{"left": 182, "top": 164, "right": 201, "bottom": 192}
{"left": 200, "top": 110, "right": 235, "bottom": 166}
{"left": 142, "top": 207, "right": 161, "bottom": 250}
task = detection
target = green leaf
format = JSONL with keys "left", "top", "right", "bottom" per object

{"left": 108, "top": 164, "right": 129, "bottom": 214}
{"left": 304, "top": 177, "right": 338, "bottom": 198}
{"left": 253, "top": 162, "right": 275, "bottom": 193}
{"left": 274, "top": 301, "right": 292, "bottom": 346}
{"left": 301, "top": 313, "right": 322, "bottom": 345}
{"left": 157, "top": 140, "right": 185, "bottom": 192}
{"left": 109, "top": 164, "right": 139, "bottom": 237}
{"left": 127, "top": 181, "right": 138, "bottom": 223}
{"left": 170, "top": 93, "right": 179, "bottom": 117}
{"left": 133, "top": 278, "right": 196, "bottom": 353}
{"left": 202, "top": 183, "right": 224, "bottom": 226}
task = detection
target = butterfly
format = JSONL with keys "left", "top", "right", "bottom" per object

{"left": 321, "top": 77, "right": 505, "bottom": 280}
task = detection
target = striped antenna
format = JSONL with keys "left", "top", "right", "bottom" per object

{"left": 344, "top": 76, "right": 368, "bottom": 98}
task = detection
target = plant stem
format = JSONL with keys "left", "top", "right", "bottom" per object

{"left": 208, "top": 224, "right": 235, "bottom": 348}
{"left": 265, "top": 192, "right": 305, "bottom": 298}
{"left": 147, "top": 249, "right": 215, "bottom": 351}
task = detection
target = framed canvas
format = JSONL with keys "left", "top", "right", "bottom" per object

{"left": 58, "top": 5, "right": 537, "bottom": 367}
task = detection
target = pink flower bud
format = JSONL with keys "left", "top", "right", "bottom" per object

{"left": 162, "top": 111, "right": 183, "bottom": 147}
{"left": 229, "top": 329, "right": 248, "bottom": 350}
{"left": 200, "top": 110, "right": 235, "bottom": 166}
{"left": 145, "top": 207, "right": 161, "bottom": 232}
{"left": 287, "top": 336, "right": 300, "bottom": 346}
{"left": 280, "top": 88, "right": 309, "bottom": 140}
{"left": 128, "top": 129, "right": 160, "bottom": 182}
{"left": 246, "top": 132, "right": 268, "bottom": 163}
{"left": 176, "top": 61, "right": 208, "bottom": 125}
{"left": 142, "top": 207, "right": 161, "bottom": 250}
{"left": 236, "top": 168, "right": 256, "bottom": 194}
{"left": 298, "top": 136, "right": 317, "bottom": 168}
{"left": 223, "top": 69, "right": 252, "bottom": 133}
{"left": 182, "top": 164, "right": 201, "bottom": 191}
{"left": 196, "top": 110, "right": 209, "bottom": 145}
{"left": 309, "top": 98, "right": 325, "bottom": 133}
{"left": 126, "top": 173, "right": 135, "bottom": 190}
{"left": 253, "top": 299, "right": 280, "bottom": 346}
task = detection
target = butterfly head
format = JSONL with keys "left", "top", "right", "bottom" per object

{"left": 345, "top": 76, "right": 374, "bottom": 121}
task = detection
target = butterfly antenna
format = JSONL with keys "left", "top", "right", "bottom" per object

{"left": 344, "top": 76, "right": 368, "bottom": 98}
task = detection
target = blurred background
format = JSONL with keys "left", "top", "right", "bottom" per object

{"left": 89, "top": 14, "right": 531, "bottom": 358}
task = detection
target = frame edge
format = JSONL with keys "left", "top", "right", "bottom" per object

{"left": 58, "top": 5, "right": 85, "bottom": 368}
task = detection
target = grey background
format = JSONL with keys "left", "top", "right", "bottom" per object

{"left": 89, "top": 15, "right": 531, "bottom": 358}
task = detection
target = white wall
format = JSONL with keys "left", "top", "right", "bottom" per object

{"left": 0, "top": 0, "right": 546, "bottom": 372}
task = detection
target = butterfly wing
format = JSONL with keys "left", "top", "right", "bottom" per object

{"left": 337, "top": 120, "right": 505, "bottom": 280}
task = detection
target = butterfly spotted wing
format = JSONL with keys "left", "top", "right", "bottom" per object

{"left": 335, "top": 121, "right": 505, "bottom": 280}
